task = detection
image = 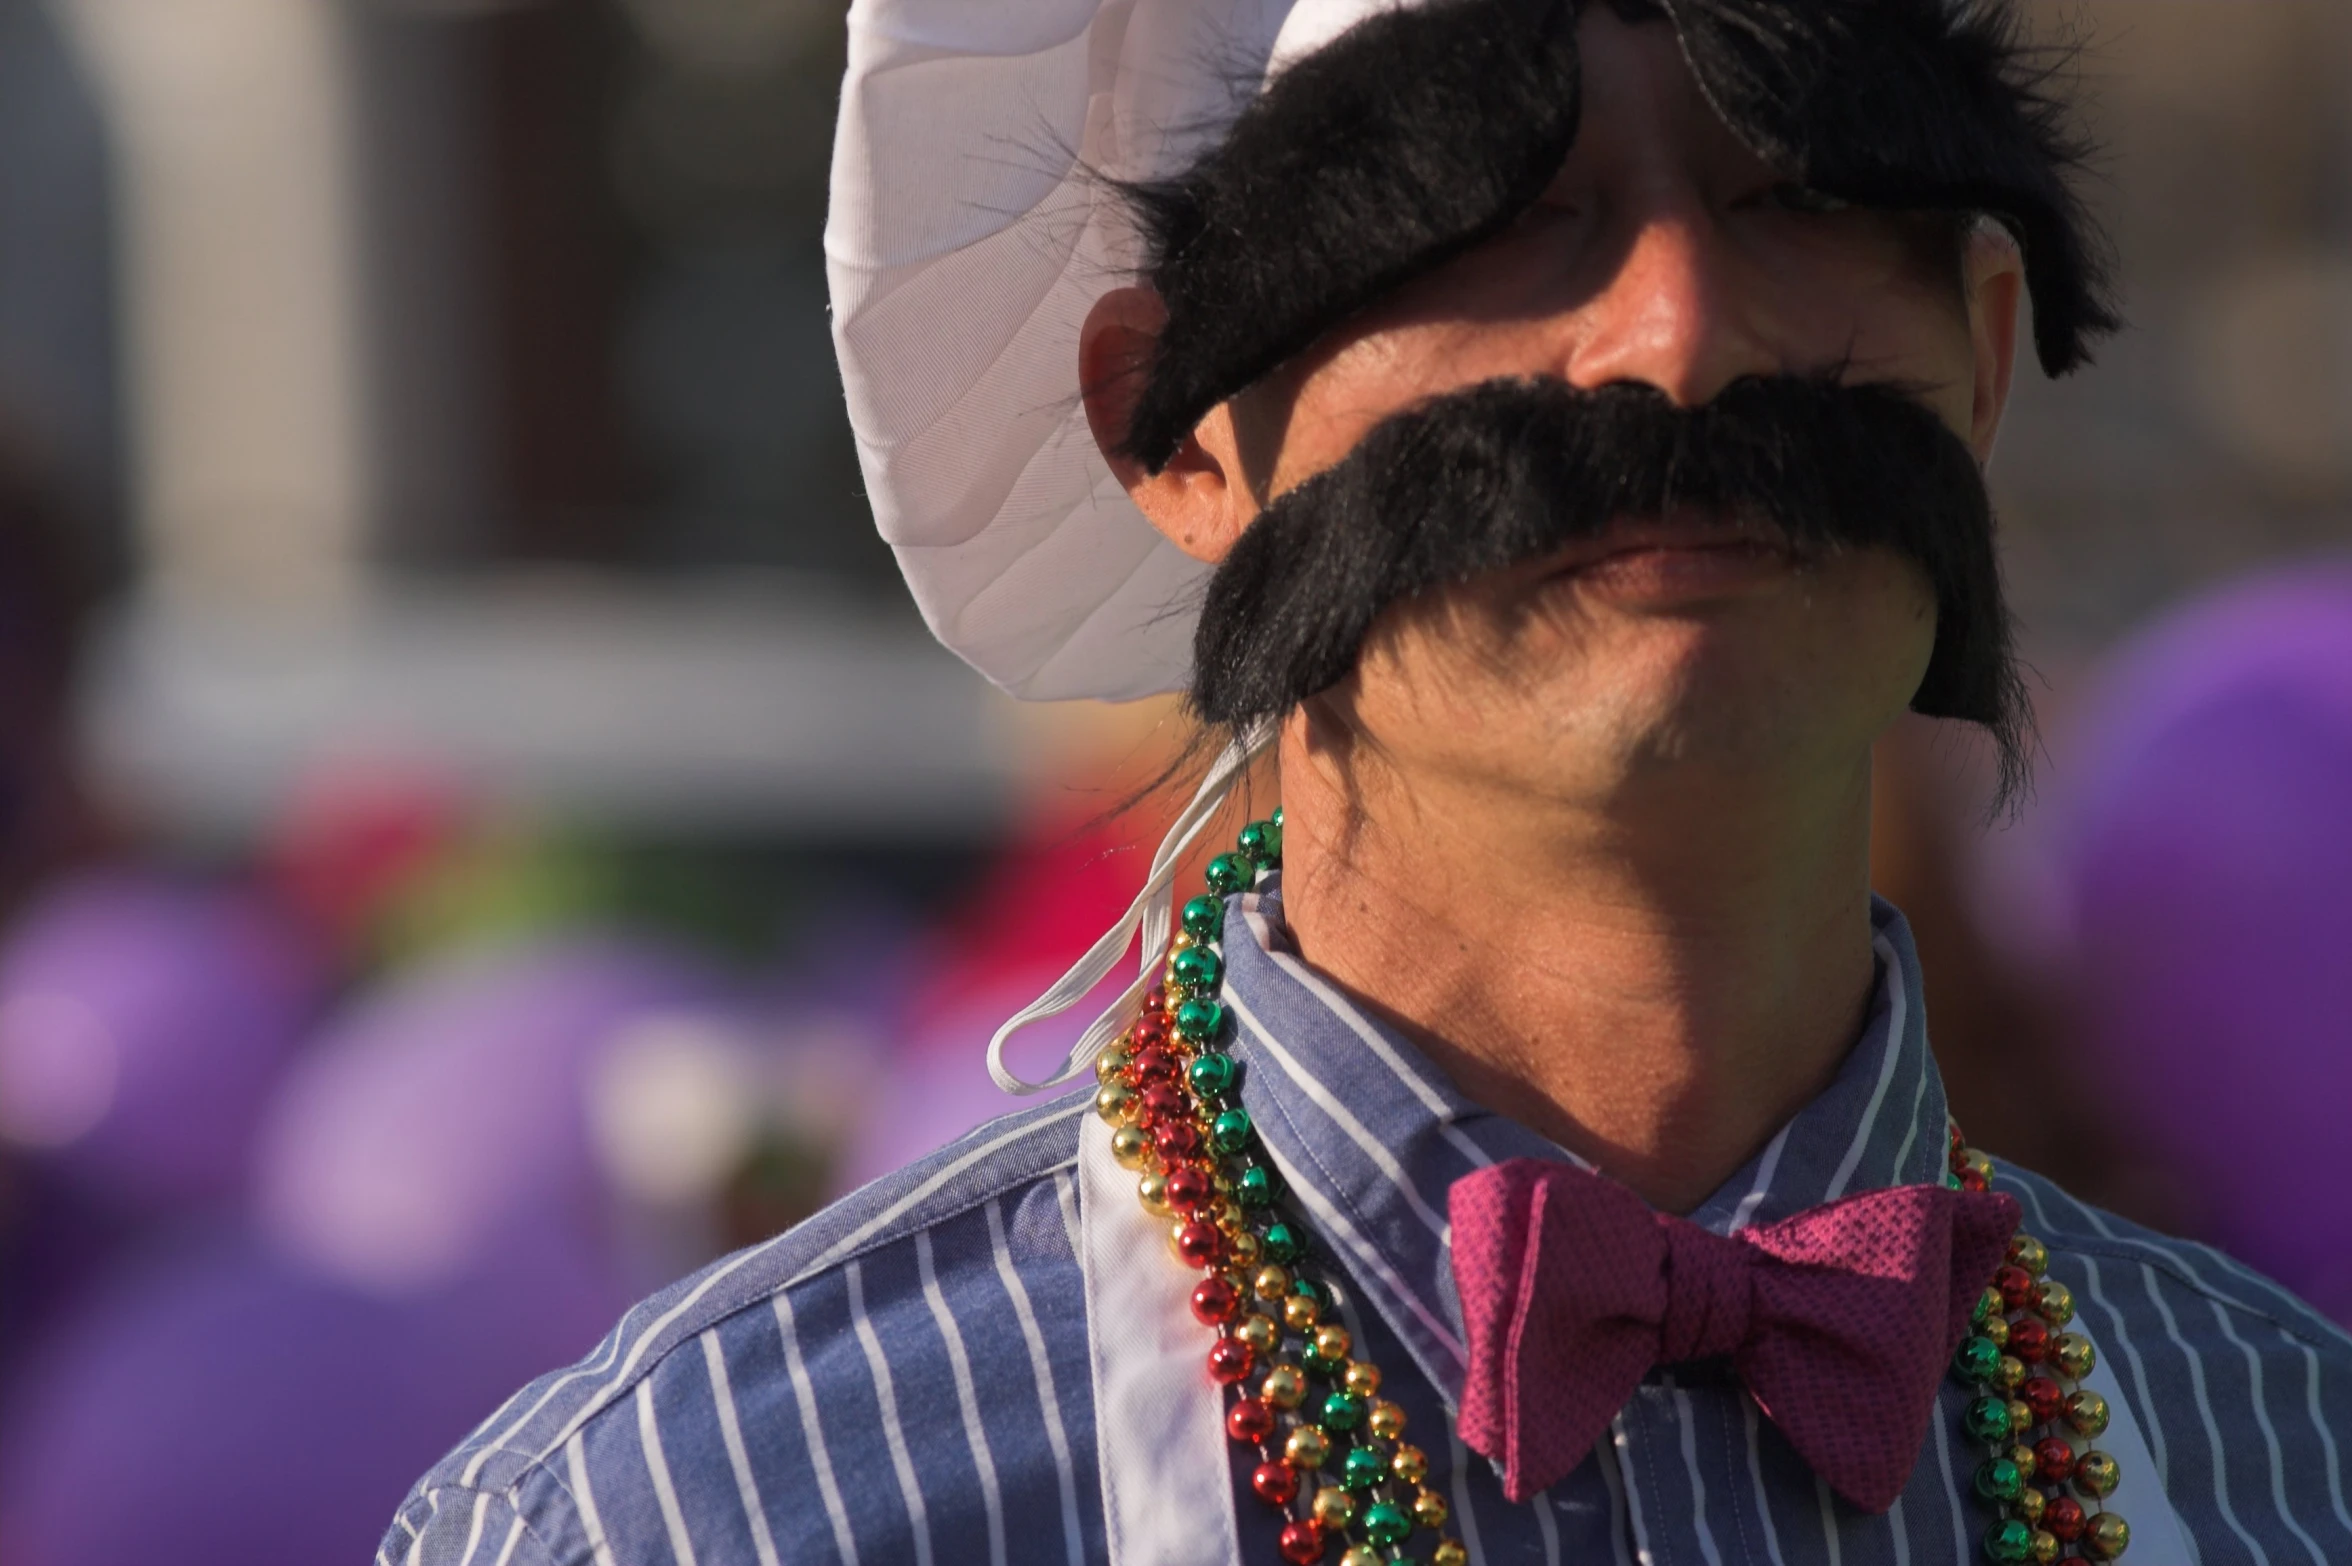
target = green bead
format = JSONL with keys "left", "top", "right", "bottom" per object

{"left": 1211, "top": 1107, "right": 1254, "bottom": 1154}
{"left": 1188, "top": 1052, "right": 1237, "bottom": 1097}
{"left": 1170, "top": 944, "right": 1223, "bottom": 992}
{"left": 1973, "top": 1457, "right": 2023, "bottom": 1502}
{"left": 1205, "top": 854, "right": 1253, "bottom": 895}
{"left": 1235, "top": 1164, "right": 1278, "bottom": 1209}
{"left": 1263, "top": 1221, "right": 1305, "bottom": 1264}
{"left": 1271, "top": 806, "right": 1284, "bottom": 827}
{"left": 1963, "top": 1396, "right": 2014, "bottom": 1444}
{"left": 1361, "top": 1502, "right": 1412, "bottom": 1548}
{"left": 1320, "top": 1392, "right": 1365, "bottom": 1432}
{"left": 1981, "top": 1518, "right": 2034, "bottom": 1563}
{"left": 1174, "top": 998, "right": 1225, "bottom": 1041}
{"left": 1303, "top": 1349, "right": 1344, "bottom": 1381}
{"left": 1341, "top": 1445, "right": 1386, "bottom": 1492}
{"left": 1290, "top": 1276, "right": 1326, "bottom": 1308}
{"left": 1181, "top": 895, "right": 1226, "bottom": 942}
{"left": 1953, "top": 1335, "right": 2001, "bottom": 1386}
{"left": 1238, "top": 819, "right": 1283, "bottom": 865}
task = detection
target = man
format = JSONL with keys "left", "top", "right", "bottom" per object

{"left": 385, "top": 2, "right": 2352, "bottom": 1562}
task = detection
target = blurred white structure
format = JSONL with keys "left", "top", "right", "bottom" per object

{"left": 48, "top": 0, "right": 1013, "bottom": 836}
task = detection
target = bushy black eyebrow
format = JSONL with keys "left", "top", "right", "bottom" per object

{"left": 1112, "top": 0, "right": 2117, "bottom": 472}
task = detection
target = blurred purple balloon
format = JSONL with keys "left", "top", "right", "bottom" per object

{"left": 0, "top": 873, "right": 325, "bottom": 1213}
{"left": 2059, "top": 561, "right": 2352, "bottom": 1319}
{"left": 253, "top": 933, "right": 737, "bottom": 1298}
{"left": 0, "top": 1228, "right": 620, "bottom": 1566}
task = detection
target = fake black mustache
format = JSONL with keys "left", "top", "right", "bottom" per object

{"left": 1189, "top": 374, "right": 2025, "bottom": 766}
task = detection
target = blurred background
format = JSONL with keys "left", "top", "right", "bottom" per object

{"left": 0, "top": 1, "right": 2344, "bottom": 1560}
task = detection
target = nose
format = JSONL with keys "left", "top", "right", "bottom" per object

{"left": 1561, "top": 207, "right": 1780, "bottom": 407}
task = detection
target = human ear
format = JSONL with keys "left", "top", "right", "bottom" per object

{"left": 1079, "top": 285, "right": 1258, "bottom": 565}
{"left": 1962, "top": 225, "right": 2025, "bottom": 465}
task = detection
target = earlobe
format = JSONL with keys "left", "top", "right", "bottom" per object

{"left": 1080, "top": 286, "right": 1257, "bottom": 565}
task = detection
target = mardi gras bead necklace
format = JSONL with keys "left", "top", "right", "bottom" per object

{"left": 1094, "top": 810, "right": 2129, "bottom": 1564}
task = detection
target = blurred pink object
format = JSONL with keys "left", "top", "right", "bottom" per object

{"left": 253, "top": 934, "right": 735, "bottom": 1297}
{"left": 0, "top": 872, "right": 325, "bottom": 1212}
{"left": 2058, "top": 561, "right": 2352, "bottom": 1320}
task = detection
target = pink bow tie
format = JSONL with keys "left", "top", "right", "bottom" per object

{"left": 1450, "top": 1159, "right": 2020, "bottom": 1512}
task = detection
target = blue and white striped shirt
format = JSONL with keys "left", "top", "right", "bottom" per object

{"left": 384, "top": 892, "right": 2352, "bottom": 1565}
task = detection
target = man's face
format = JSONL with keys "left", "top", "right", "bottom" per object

{"left": 1090, "top": 5, "right": 2024, "bottom": 806}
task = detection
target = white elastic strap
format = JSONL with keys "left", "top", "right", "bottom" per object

{"left": 986, "top": 721, "right": 1278, "bottom": 1095}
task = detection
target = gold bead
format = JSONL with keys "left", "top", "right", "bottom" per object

{"left": 1227, "top": 1229, "right": 1262, "bottom": 1266}
{"left": 1963, "top": 1150, "right": 1995, "bottom": 1186}
{"left": 2008, "top": 1445, "right": 2038, "bottom": 1480}
{"left": 1343, "top": 1361, "right": 1383, "bottom": 1400}
{"left": 1392, "top": 1443, "right": 1428, "bottom": 1485}
{"left": 2034, "top": 1280, "right": 2076, "bottom": 1327}
{"left": 1984, "top": 1314, "right": 2011, "bottom": 1348}
{"left": 2052, "top": 1332, "right": 2096, "bottom": 1381}
{"left": 1137, "top": 1173, "right": 1174, "bottom": 1218}
{"left": 2014, "top": 1486, "right": 2046, "bottom": 1526}
{"left": 1283, "top": 1293, "right": 1322, "bottom": 1331}
{"left": 2029, "top": 1527, "right": 2061, "bottom": 1565}
{"left": 1312, "top": 1487, "right": 1356, "bottom": 1528}
{"left": 2073, "top": 1450, "right": 2122, "bottom": 1498}
{"left": 1109, "top": 1125, "right": 1152, "bottom": 1170}
{"left": 1413, "top": 1488, "right": 1450, "bottom": 1529}
{"left": 2066, "top": 1389, "right": 2111, "bottom": 1439}
{"left": 1341, "top": 1551, "right": 1382, "bottom": 1566}
{"left": 1262, "top": 1364, "right": 1307, "bottom": 1410}
{"left": 1312, "top": 1324, "right": 1352, "bottom": 1362}
{"left": 1253, "top": 1265, "right": 1291, "bottom": 1302}
{"left": 2009, "top": 1234, "right": 2049, "bottom": 1278}
{"left": 1095, "top": 1083, "right": 1138, "bottom": 1125}
{"left": 2006, "top": 1399, "right": 2034, "bottom": 1436}
{"left": 1433, "top": 1544, "right": 1468, "bottom": 1566}
{"left": 1170, "top": 930, "right": 1196, "bottom": 952}
{"left": 2084, "top": 1513, "right": 2131, "bottom": 1560}
{"left": 1094, "top": 1044, "right": 1132, "bottom": 1083}
{"left": 1992, "top": 1354, "right": 2027, "bottom": 1392}
{"left": 1235, "top": 1313, "right": 1280, "bottom": 1353}
{"left": 1366, "top": 1398, "right": 1406, "bottom": 1441}
{"left": 1284, "top": 1423, "right": 1330, "bottom": 1469}
{"left": 1977, "top": 1286, "right": 2006, "bottom": 1325}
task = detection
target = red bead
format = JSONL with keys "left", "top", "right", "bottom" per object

{"left": 1207, "top": 1336, "right": 1255, "bottom": 1385}
{"left": 1138, "top": 1083, "right": 1186, "bottom": 1126}
{"left": 1177, "top": 1220, "right": 1225, "bottom": 1268}
{"left": 1192, "top": 1276, "right": 1241, "bottom": 1325}
{"left": 1995, "top": 1265, "right": 2035, "bottom": 1310}
{"left": 2033, "top": 1437, "right": 2076, "bottom": 1484}
{"left": 1146, "top": 982, "right": 1170, "bottom": 1014}
{"left": 1227, "top": 1396, "right": 1275, "bottom": 1445}
{"left": 1166, "top": 1162, "right": 1216, "bottom": 1213}
{"left": 1959, "top": 1168, "right": 1990, "bottom": 1193}
{"left": 1134, "top": 1013, "right": 1170, "bottom": 1048}
{"left": 2043, "top": 1494, "right": 2087, "bottom": 1542}
{"left": 1156, "top": 1119, "right": 1204, "bottom": 1160}
{"left": 2021, "top": 1376, "right": 2064, "bottom": 1425}
{"left": 1277, "top": 1518, "right": 1326, "bottom": 1563}
{"left": 1252, "top": 1461, "right": 1299, "bottom": 1506}
{"left": 2006, "top": 1316, "right": 2049, "bottom": 1364}
{"left": 1131, "top": 1046, "right": 1180, "bottom": 1084}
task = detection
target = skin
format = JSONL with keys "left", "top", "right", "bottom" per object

{"left": 1080, "top": 7, "right": 2025, "bottom": 1213}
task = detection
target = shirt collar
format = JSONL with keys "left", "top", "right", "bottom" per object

{"left": 1219, "top": 882, "right": 1952, "bottom": 1407}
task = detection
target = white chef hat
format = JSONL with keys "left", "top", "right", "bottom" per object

{"left": 825, "top": 0, "right": 1416, "bottom": 705}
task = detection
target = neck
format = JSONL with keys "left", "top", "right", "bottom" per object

{"left": 1273, "top": 718, "right": 1880, "bottom": 1215}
